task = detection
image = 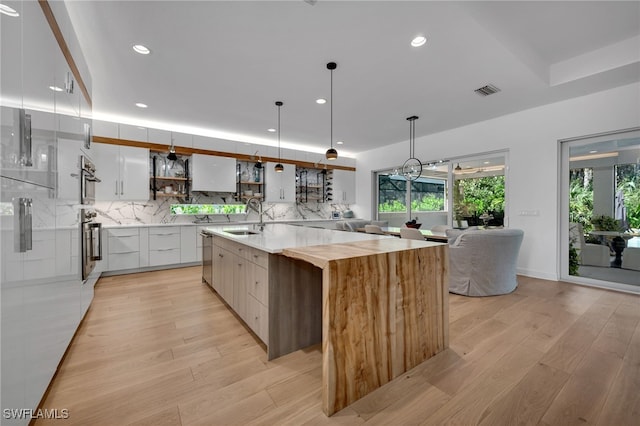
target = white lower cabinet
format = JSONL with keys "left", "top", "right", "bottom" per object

{"left": 181, "top": 226, "right": 197, "bottom": 263}
{"left": 106, "top": 228, "right": 140, "bottom": 271}
{"left": 103, "top": 225, "right": 201, "bottom": 274}
{"left": 148, "top": 227, "right": 181, "bottom": 266}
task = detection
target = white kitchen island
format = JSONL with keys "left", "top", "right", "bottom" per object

{"left": 204, "top": 223, "right": 449, "bottom": 416}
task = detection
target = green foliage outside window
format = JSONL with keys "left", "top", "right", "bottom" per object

{"left": 455, "top": 176, "right": 505, "bottom": 217}
{"left": 570, "top": 164, "right": 640, "bottom": 231}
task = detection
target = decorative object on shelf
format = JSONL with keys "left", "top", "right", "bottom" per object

{"left": 274, "top": 101, "right": 284, "bottom": 172}
{"left": 151, "top": 154, "right": 190, "bottom": 200}
{"left": 402, "top": 115, "right": 422, "bottom": 181}
{"left": 325, "top": 62, "right": 338, "bottom": 160}
{"left": 167, "top": 132, "right": 178, "bottom": 161}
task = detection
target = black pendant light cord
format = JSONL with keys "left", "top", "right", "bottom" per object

{"left": 330, "top": 66, "right": 333, "bottom": 150}
{"left": 277, "top": 101, "right": 282, "bottom": 160}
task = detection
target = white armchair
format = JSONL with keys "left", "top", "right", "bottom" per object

{"left": 569, "top": 223, "right": 610, "bottom": 267}
{"left": 445, "top": 228, "right": 524, "bottom": 296}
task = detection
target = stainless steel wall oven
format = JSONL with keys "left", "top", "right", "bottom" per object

{"left": 81, "top": 209, "right": 102, "bottom": 280}
{"left": 80, "top": 155, "right": 100, "bottom": 205}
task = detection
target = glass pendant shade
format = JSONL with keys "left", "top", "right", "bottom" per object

{"left": 325, "top": 148, "right": 338, "bottom": 160}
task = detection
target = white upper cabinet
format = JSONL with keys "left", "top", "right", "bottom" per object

{"left": 93, "top": 143, "right": 150, "bottom": 201}
{"left": 119, "top": 124, "right": 148, "bottom": 142}
{"left": 330, "top": 169, "right": 356, "bottom": 204}
{"left": 265, "top": 163, "right": 296, "bottom": 203}
{"left": 193, "top": 135, "right": 236, "bottom": 153}
{"left": 191, "top": 153, "right": 236, "bottom": 192}
{"left": 92, "top": 120, "right": 118, "bottom": 138}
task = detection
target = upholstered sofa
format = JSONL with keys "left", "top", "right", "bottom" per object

{"left": 445, "top": 228, "right": 524, "bottom": 296}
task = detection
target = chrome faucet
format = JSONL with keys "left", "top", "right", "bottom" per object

{"left": 246, "top": 196, "right": 264, "bottom": 231}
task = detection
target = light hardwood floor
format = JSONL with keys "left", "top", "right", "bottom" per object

{"left": 35, "top": 267, "right": 640, "bottom": 425}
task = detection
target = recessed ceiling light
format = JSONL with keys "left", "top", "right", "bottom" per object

{"left": 135, "top": 103, "right": 148, "bottom": 108}
{"left": 483, "top": 161, "right": 490, "bottom": 164}
{"left": 0, "top": 4, "right": 19, "bottom": 17}
{"left": 589, "top": 150, "right": 598, "bottom": 154}
{"left": 267, "top": 128, "right": 276, "bottom": 133}
{"left": 411, "top": 35, "right": 427, "bottom": 47}
{"left": 336, "top": 141, "right": 344, "bottom": 145}
{"left": 316, "top": 98, "right": 326, "bottom": 104}
{"left": 133, "top": 44, "right": 151, "bottom": 55}
{"left": 49, "top": 86, "right": 64, "bottom": 92}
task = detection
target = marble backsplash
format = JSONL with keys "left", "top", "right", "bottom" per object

{"left": 93, "top": 193, "right": 348, "bottom": 226}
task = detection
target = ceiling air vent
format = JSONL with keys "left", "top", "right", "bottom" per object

{"left": 474, "top": 84, "right": 501, "bottom": 97}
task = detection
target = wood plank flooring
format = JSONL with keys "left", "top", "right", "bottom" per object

{"left": 35, "top": 268, "right": 640, "bottom": 425}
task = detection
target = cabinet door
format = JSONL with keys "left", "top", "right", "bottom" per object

{"left": 212, "top": 243, "right": 224, "bottom": 294}
{"left": 191, "top": 154, "right": 236, "bottom": 192}
{"left": 93, "top": 143, "right": 121, "bottom": 201}
{"left": 233, "top": 256, "right": 248, "bottom": 321}
{"left": 265, "top": 163, "right": 296, "bottom": 202}
{"left": 180, "top": 226, "right": 197, "bottom": 263}
{"left": 332, "top": 170, "right": 356, "bottom": 204}
{"left": 221, "top": 248, "right": 235, "bottom": 306}
{"left": 119, "top": 145, "right": 149, "bottom": 201}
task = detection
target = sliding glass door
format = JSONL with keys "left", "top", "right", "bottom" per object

{"left": 560, "top": 128, "right": 640, "bottom": 293}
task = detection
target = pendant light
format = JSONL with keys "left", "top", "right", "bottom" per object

{"left": 402, "top": 116, "right": 422, "bottom": 180}
{"left": 167, "top": 132, "right": 177, "bottom": 161}
{"left": 325, "top": 62, "right": 338, "bottom": 160}
{"left": 274, "top": 101, "right": 284, "bottom": 172}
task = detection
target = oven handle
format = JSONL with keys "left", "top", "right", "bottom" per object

{"left": 89, "top": 222, "right": 102, "bottom": 261}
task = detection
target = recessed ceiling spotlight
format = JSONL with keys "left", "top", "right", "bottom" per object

{"left": 483, "top": 161, "right": 490, "bottom": 164}
{"left": 0, "top": 4, "right": 19, "bottom": 17}
{"left": 336, "top": 141, "right": 344, "bottom": 145}
{"left": 411, "top": 35, "right": 427, "bottom": 47}
{"left": 589, "top": 150, "right": 598, "bottom": 154}
{"left": 135, "top": 102, "right": 148, "bottom": 108}
{"left": 132, "top": 44, "right": 151, "bottom": 55}
{"left": 49, "top": 86, "right": 64, "bottom": 92}
{"left": 316, "top": 98, "right": 326, "bottom": 104}
{"left": 267, "top": 128, "right": 276, "bottom": 133}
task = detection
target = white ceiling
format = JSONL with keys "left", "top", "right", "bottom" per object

{"left": 62, "top": 0, "right": 640, "bottom": 157}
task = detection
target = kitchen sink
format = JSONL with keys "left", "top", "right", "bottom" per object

{"left": 224, "top": 229, "right": 260, "bottom": 236}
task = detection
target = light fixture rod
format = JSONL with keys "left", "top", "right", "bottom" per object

{"left": 406, "top": 115, "right": 418, "bottom": 158}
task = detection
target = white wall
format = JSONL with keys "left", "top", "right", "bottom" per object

{"left": 354, "top": 83, "right": 640, "bottom": 280}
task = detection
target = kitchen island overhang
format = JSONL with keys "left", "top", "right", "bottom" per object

{"left": 205, "top": 224, "right": 449, "bottom": 416}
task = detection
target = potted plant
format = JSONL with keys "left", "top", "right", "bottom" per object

{"left": 591, "top": 215, "right": 622, "bottom": 231}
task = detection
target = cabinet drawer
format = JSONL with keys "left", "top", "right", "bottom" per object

{"left": 108, "top": 253, "right": 139, "bottom": 270}
{"left": 248, "top": 247, "right": 269, "bottom": 269}
{"left": 248, "top": 264, "right": 269, "bottom": 306}
{"left": 215, "top": 237, "right": 249, "bottom": 260}
{"left": 108, "top": 235, "right": 139, "bottom": 254}
{"left": 108, "top": 228, "right": 139, "bottom": 238}
{"left": 247, "top": 295, "right": 268, "bottom": 344}
{"left": 148, "top": 233, "right": 180, "bottom": 250}
{"left": 149, "top": 248, "right": 181, "bottom": 266}
{"left": 148, "top": 226, "right": 181, "bottom": 236}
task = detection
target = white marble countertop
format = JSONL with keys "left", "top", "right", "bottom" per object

{"left": 101, "top": 218, "right": 362, "bottom": 229}
{"left": 203, "top": 223, "right": 391, "bottom": 254}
